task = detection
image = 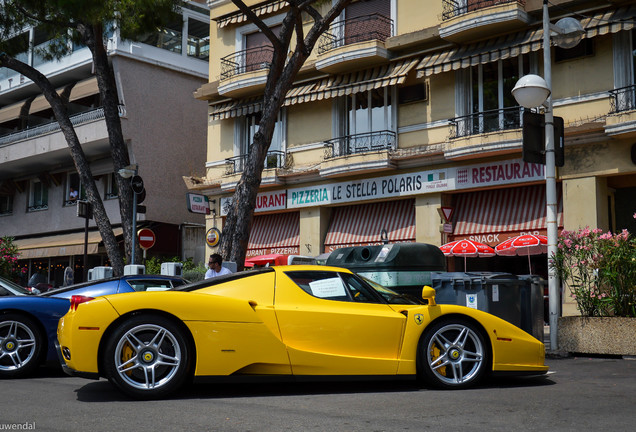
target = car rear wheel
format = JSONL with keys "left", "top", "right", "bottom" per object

{"left": 0, "top": 314, "right": 44, "bottom": 378}
{"left": 103, "top": 315, "right": 190, "bottom": 399}
{"left": 418, "top": 318, "right": 489, "bottom": 389}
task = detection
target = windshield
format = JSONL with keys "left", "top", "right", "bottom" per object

{"left": 0, "top": 277, "right": 31, "bottom": 295}
{"left": 358, "top": 275, "right": 423, "bottom": 305}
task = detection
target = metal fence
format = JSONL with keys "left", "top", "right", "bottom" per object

{"left": 220, "top": 46, "right": 275, "bottom": 80}
{"left": 318, "top": 14, "right": 393, "bottom": 55}
{"left": 449, "top": 106, "right": 522, "bottom": 138}
{"left": 609, "top": 85, "right": 636, "bottom": 113}
{"left": 225, "top": 150, "right": 285, "bottom": 175}
{"left": 442, "top": 0, "right": 525, "bottom": 21}
{"left": 324, "top": 130, "right": 396, "bottom": 159}
{"left": 0, "top": 106, "right": 125, "bottom": 147}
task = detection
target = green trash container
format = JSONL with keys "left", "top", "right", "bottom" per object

{"left": 326, "top": 243, "right": 446, "bottom": 298}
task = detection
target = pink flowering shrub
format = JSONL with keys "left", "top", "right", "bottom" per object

{"left": 0, "top": 236, "right": 22, "bottom": 282}
{"left": 552, "top": 227, "right": 636, "bottom": 317}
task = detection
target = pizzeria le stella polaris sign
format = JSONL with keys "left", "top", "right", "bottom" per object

{"left": 219, "top": 159, "right": 545, "bottom": 215}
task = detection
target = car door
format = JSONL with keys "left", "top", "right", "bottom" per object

{"left": 274, "top": 270, "right": 406, "bottom": 375}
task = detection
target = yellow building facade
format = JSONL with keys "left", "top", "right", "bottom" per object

{"left": 190, "top": 0, "right": 636, "bottom": 316}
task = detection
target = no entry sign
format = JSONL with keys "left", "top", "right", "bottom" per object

{"left": 137, "top": 228, "right": 156, "bottom": 250}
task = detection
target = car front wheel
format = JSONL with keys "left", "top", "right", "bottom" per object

{"left": 0, "top": 314, "right": 44, "bottom": 378}
{"left": 103, "top": 315, "right": 190, "bottom": 399}
{"left": 418, "top": 318, "right": 489, "bottom": 389}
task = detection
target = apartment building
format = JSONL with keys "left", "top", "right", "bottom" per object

{"left": 191, "top": 0, "right": 636, "bottom": 315}
{"left": 0, "top": 1, "right": 211, "bottom": 287}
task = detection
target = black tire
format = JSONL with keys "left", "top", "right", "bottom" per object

{"left": 418, "top": 318, "right": 490, "bottom": 389}
{"left": 0, "top": 314, "right": 44, "bottom": 378}
{"left": 103, "top": 315, "right": 190, "bottom": 399}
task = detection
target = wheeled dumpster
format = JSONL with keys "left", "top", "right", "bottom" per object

{"left": 518, "top": 275, "right": 546, "bottom": 341}
{"left": 326, "top": 243, "right": 446, "bottom": 298}
{"left": 431, "top": 272, "right": 543, "bottom": 341}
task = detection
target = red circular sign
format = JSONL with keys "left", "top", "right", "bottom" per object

{"left": 137, "top": 228, "right": 156, "bottom": 249}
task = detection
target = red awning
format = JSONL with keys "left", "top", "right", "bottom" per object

{"left": 247, "top": 212, "right": 300, "bottom": 257}
{"left": 324, "top": 199, "right": 415, "bottom": 252}
{"left": 451, "top": 185, "right": 563, "bottom": 245}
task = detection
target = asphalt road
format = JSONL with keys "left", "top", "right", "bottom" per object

{"left": 2, "top": 356, "right": 635, "bottom": 432}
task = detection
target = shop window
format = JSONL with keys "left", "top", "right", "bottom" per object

{"left": 28, "top": 179, "right": 48, "bottom": 212}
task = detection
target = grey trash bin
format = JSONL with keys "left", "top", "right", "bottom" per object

{"left": 431, "top": 272, "right": 527, "bottom": 335}
{"left": 518, "top": 275, "right": 546, "bottom": 342}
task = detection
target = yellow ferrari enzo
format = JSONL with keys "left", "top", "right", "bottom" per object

{"left": 57, "top": 266, "right": 547, "bottom": 399}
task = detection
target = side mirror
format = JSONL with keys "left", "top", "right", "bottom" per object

{"left": 422, "top": 285, "right": 436, "bottom": 306}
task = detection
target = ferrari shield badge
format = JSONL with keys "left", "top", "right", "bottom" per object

{"left": 414, "top": 313, "right": 424, "bottom": 325}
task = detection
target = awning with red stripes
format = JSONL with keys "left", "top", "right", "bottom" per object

{"left": 247, "top": 212, "right": 300, "bottom": 257}
{"left": 450, "top": 185, "right": 563, "bottom": 246}
{"left": 324, "top": 200, "right": 416, "bottom": 252}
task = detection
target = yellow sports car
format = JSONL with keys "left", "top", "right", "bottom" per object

{"left": 57, "top": 266, "right": 547, "bottom": 399}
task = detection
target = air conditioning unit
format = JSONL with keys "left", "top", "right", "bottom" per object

{"left": 161, "top": 262, "right": 182, "bottom": 276}
{"left": 90, "top": 266, "right": 113, "bottom": 281}
{"left": 124, "top": 265, "right": 146, "bottom": 275}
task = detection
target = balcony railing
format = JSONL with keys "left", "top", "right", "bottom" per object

{"left": 318, "top": 14, "right": 393, "bottom": 55}
{"left": 609, "top": 85, "right": 636, "bottom": 114}
{"left": 449, "top": 106, "right": 522, "bottom": 138}
{"left": 0, "top": 106, "right": 124, "bottom": 147}
{"left": 225, "top": 150, "right": 285, "bottom": 175}
{"left": 324, "top": 130, "right": 396, "bottom": 159}
{"left": 220, "top": 46, "right": 275, "bottom": 80}
{"left": 442, "top": 0, "right": 525, "bottom": 21}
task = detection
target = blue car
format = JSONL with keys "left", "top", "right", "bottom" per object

{"left": 0, "top": 275, "right": 187, "bottom": 378}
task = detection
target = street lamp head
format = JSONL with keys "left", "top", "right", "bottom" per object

{"left": 512, "top": 74, "right": 551, "bottom": 108}
{"left": 117, "top": 164, "right": 138, "bottom": 178}
{"left": 552, "top": 17, "right": 585, "bottom": 49}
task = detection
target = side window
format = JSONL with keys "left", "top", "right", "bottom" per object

{"left": 127, "top": 280, "right": 173, "bottom": 292}
{"left": 285, "top": 271, "right": 380, "bottom": 303}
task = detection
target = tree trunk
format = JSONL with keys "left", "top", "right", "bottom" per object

{"left": 220, "top": 0, "right": 351, "bottom": 270}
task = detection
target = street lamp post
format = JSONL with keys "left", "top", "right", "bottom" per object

{"left": 511, "top": 1, "right": 583, "bottom": 350}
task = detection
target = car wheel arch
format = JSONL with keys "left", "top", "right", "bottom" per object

{"left": 0, "top": 309, "right": 49, "bottom": 360}
{"left": 415, "top": 313, "right": 493, "bottom": 378}
{"left": 96, "top": 309, "right": 196, "bottom": 378}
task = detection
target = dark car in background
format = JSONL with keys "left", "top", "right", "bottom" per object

{"left": 0, "top": 275, "right": 188, "bottom": 378}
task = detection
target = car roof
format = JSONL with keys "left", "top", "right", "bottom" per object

{"left": 42, "top": 274, "right": 185, "bottom": 297}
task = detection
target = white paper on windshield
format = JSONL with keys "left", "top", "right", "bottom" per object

{"left": 309, "top": 277, "right": 346, "bottom": 298}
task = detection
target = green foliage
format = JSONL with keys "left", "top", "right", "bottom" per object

{"left": 0, "top": 0, "right": 182, "bottom": 61}
{"left": 552, "top": 226, "right": 636, "bottom": 317}
{"left": 0, "top": 237, "right": 24, "bottom": 282}
{"left": 143, "top": 256, "right": 205, "bottom": 281}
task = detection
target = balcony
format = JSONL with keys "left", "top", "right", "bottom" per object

{"left": 225, "top": 150, "right": 286, "bottom": 175}
{"left": 316, "top": 14, "right": 393, "bottom": 73}
{"left": 605, "top": 84, "right": 636, "bottom": 138}
{"left": 218, "top": 46, "right": 274, "bottom": 97}
{"left": 449, "top": 106, "right": 522, "bottom": 139}
{"left": 0, "top": 107, "right": 110, "bottom": 146}
{"left": 440, "top": 0, "right": 529, "bottom": 43}
{"left": 324, "top": 130, "right": 396, "bottom": 159}
{"left": 609, "top": 85, "right": 636, "bottom": 114}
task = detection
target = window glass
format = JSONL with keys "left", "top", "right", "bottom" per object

{"left": 346, "top": 88, "right": 392, "bottom": 135}
{"left": 0, "top": 195, "right": 12, "bottom": 215}
{"left": 187, "top": 18, "right": 209, "bottom": 60}
{"left": 28, "top": 179, "right": 48, "bottom": 211}
{"left": 105, "top": 173, "right": 119, "bottom": 199}
{"left": 127, "top": 280, "right": 173, "bottom": 292}
{"left": 65, "top": 173, "right": 85, "bottom": 205}
{"left": 285, "top": 271, "right": 382, "bottom": 303}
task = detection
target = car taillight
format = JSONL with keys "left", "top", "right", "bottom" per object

{"left": 70, "top": 295, "right": 94, "bottom": 311}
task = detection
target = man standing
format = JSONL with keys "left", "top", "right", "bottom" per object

{"left": 205, "top": 253, "right": 232, "bottom": 279}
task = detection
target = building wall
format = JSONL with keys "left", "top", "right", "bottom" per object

{"left": 115, "top": 57, "right": 208, "bottom": 227}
